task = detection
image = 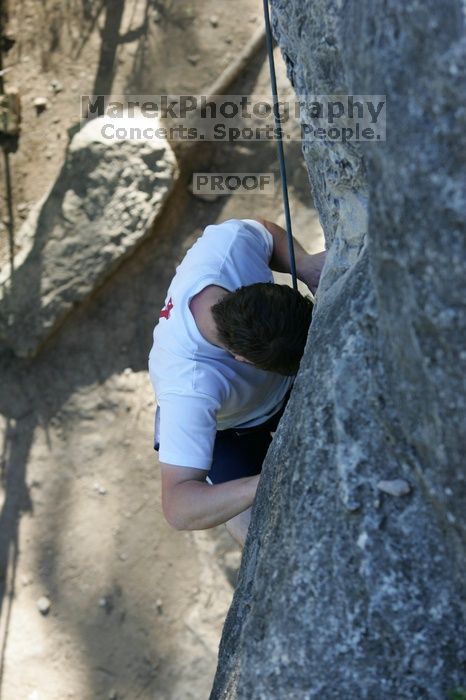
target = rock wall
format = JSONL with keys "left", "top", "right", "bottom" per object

{"left": 210, "top": 1, "right": 466, "bottom": 698}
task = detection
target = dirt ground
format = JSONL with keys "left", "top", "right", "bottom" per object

{"left": 0, "top": 2, "right": 324, "bottom": 699}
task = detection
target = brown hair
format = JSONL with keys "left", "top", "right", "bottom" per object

{"left": 211, "top": 283, "right": 313, "bottom": 376}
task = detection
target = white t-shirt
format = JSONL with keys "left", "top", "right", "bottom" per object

{"left": 148, "top": 218, "right": 294, "bottom": 469}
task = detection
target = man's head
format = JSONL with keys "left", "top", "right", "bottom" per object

{"left": 211, "top": 282, "right": 313, "bottom": 376}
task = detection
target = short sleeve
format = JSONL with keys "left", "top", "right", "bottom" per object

{"left": 157, "top": 392, "right": 219, "bottom": 470}
{"left": 240, "top": 219, "right": 274, "bottom": 261}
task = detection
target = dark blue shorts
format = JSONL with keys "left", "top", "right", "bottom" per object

{"left": 155, "top": 388, "right": 292, "bottom": 485}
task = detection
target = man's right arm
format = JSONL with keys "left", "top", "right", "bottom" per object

{"left": 161, "top": 462, "right": 259, "bottom": 531}
{"left": 254, "top": 217, "right": 326, "bottom": 295}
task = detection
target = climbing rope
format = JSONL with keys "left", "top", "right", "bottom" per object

{"left": 262, "top": 0, "right": 298, "bottom": 291}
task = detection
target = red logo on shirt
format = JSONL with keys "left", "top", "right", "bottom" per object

{"left": 160, "top": 297, "right": 173, "bottom": 320}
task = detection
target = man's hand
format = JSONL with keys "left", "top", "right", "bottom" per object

{"left": 256, "top": 218, "right": 326, "bottom": 295}
{"left": 248, "top": 473, "right": 260, "bottom": 500}
{"left": 297, "top": 250, "right": 327, "bottom": 295}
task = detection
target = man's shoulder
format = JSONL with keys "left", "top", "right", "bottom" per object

{"left": 201, "top": 218, "right": 265, "bottom": 244}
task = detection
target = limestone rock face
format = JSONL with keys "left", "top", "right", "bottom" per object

{"left": 210, "top": 1, "right": 466, "bottom": 698}
{"left": 0, "top": 116, "right": 178, "bottom": 357}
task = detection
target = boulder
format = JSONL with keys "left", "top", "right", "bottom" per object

{"left": 210, "top": 0, "right": 466, "bottom": 698}
{"left": 0, "top": 115, "right": 178, "bottom": 357}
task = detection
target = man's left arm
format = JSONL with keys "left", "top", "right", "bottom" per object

{"left": 254, "top": 218, "right": 326, "bottom": 295}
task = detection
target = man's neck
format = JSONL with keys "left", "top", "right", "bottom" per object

{"left": 189, "top": 285, "right": 229, "bottom": 348}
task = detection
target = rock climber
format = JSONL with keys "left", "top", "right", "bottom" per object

{"left": 148, "top": 218, "right": 326, "bottom": 547}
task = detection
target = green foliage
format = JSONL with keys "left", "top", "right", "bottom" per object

{"left": 447, "top": 688, "right": 466, "bottom": 700}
